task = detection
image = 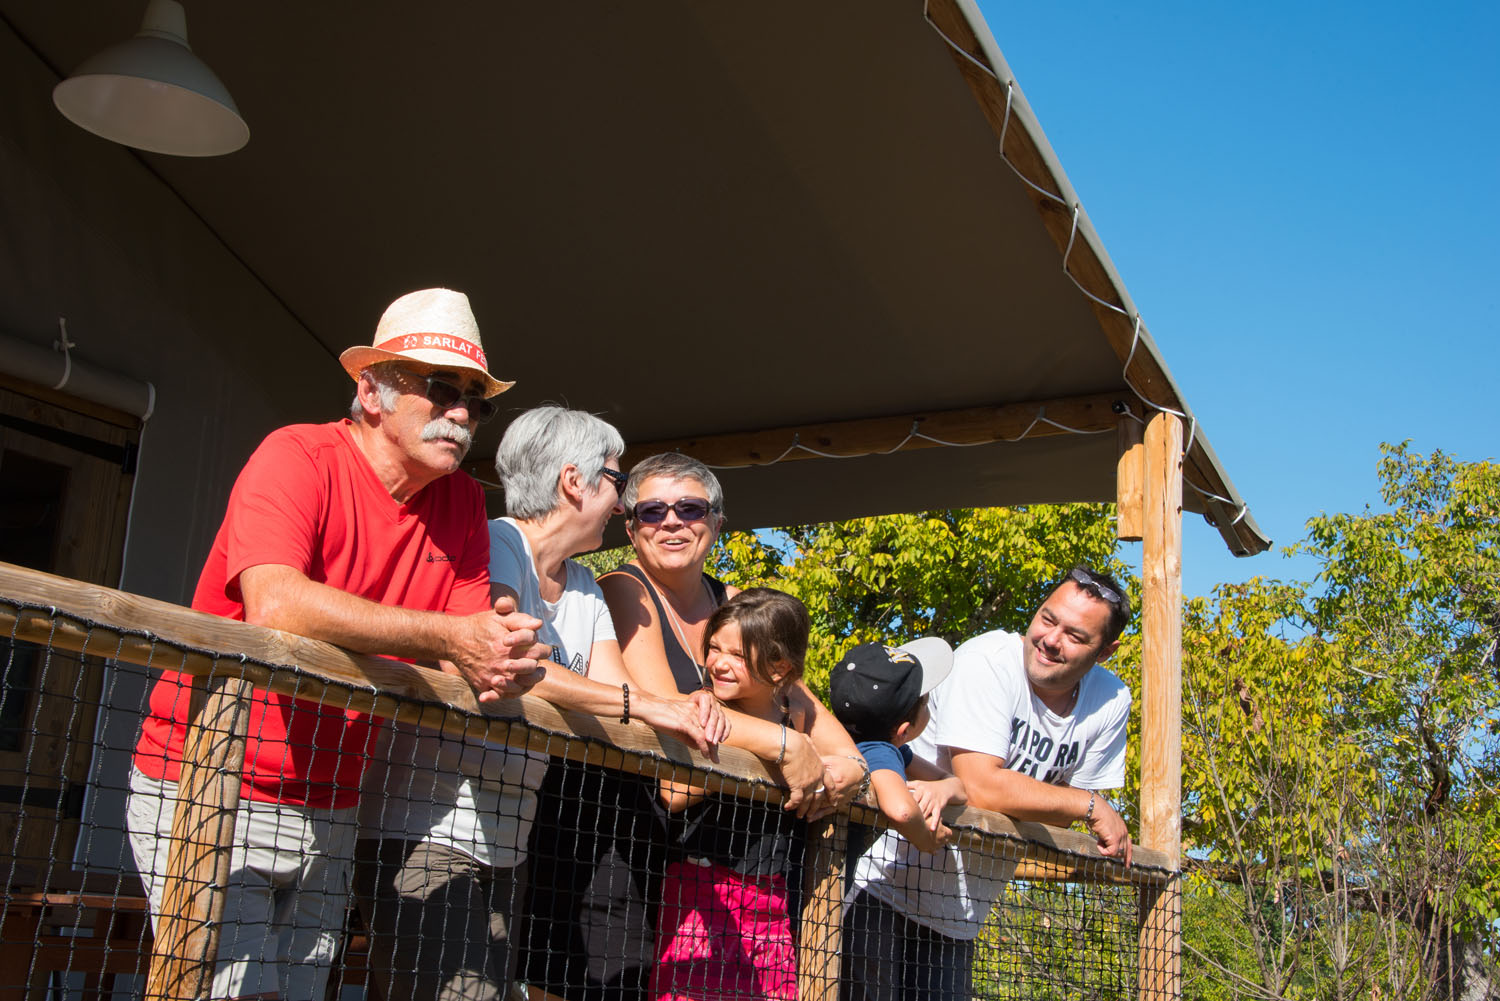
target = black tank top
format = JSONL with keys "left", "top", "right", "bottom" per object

{"left": 676, "top": 700, "right": 803, "bottom": 877}
{"left": 603, "top": 564, "right": 727, "bottom": 695}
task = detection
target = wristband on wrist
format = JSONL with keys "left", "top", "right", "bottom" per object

{"left": 776, "top": 723, "right": 787, "bottom": 766}
{"left": 620, "top": 682, "right": 630, "bottom": 724}
{"left": 845, "top": 753, "right": 872, "bottom": 800}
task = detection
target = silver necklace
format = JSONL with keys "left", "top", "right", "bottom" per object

{"left": 643, "top": 571, "right": 713, "bottom": 685}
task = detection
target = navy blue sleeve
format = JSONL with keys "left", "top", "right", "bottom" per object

{"left": 857, "top": 740, "right": 909, "bottom": 779}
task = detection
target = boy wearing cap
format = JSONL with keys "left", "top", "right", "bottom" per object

{"left": 830, "top": 639, "right": 967, "bottom": 855}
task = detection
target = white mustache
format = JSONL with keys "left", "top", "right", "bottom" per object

{"left": 422, "top": 418, "right": 473, "bottom": 456}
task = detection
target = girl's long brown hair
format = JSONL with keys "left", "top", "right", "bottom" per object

{"left": 703, "top": 588, "right": 809, "bottom": 689}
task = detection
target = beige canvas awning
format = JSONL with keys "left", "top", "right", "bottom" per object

{"left": 0, "top": 0, "right": 1266, "bottom": 556}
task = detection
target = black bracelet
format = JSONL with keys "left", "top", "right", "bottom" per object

{"left": 621, "top": 682, "right": 630, "bottom": 724}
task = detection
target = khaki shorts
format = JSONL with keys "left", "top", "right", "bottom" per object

{"left": 126, "top": 766, "right": 358, "bottom": 1000}
{"left": 352, "top": 837, "right": 528, "bottom": 1001}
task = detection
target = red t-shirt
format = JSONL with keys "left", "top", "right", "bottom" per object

{"left": 134, "top": 421, "right": 491, "bottom": 808}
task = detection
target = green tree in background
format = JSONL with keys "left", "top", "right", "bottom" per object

{"left": 1156, "top": 445, "right": 1500, "bottom": 1001}
{"left": 709, "top": 504, "right": 1129, "bottom": 700}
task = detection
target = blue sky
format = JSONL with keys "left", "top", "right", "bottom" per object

{"left": 973, "top": 2, "right": 1500, "bottom": 598}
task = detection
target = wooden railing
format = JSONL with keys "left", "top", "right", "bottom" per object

{"left": 0, "top": 561, "right": 1178, "bottom": 1000}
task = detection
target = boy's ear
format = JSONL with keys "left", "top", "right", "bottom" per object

{"left": 892, "top": 719, "right": 912, "bottom": 743}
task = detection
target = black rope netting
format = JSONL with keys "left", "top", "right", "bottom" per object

{"left": 1, "top": 596, "right": 1175, "bottom": 1001}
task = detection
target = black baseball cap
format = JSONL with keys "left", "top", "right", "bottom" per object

{"left": 830, "top": 637, "right": 953, "bottom": 741}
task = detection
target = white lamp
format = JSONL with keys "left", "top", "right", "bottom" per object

{"left": 52, "top": 0, "right": 248, "bottom": 157}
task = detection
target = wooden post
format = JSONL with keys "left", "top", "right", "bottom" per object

{"left": 797, "top": 814, "right": 846, "bottom": 1001}
{"left": 145, "top": 673, "right": 253, "bottom": 1001}
{"left": 1138, "top": 411, "right": 1183, "bottom": 1001}
{"left": 1116, "top": 417, "right": 1145, "bottom": 541}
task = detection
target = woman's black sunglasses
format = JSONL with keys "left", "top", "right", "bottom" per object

{"left": 629, "top": 497, "right": 716, "bottom": 524}
{"left": 599, "top": 467, "right": 629, "bottom": 496}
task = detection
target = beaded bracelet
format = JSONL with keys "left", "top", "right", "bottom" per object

{"left": 621, "top": 682, "right": 630, "bottom": 724}
{"left": 1085, "top": 789, "right": 1097, "bottom": 824}
{"left": 844, "top": 753, "right": 872, "bottom": 800}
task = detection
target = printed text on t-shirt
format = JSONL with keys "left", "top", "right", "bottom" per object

{"left": 1007, "top": 716, "right": 1081, "bottom": 783}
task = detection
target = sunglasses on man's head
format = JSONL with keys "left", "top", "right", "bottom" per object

{"left": 407, "top": 372, "right": 497, "bottom": 424}
{"left": 1068, "top": 568, "right": 1124, "bottom": 608}
{"left": 630, "top": 497, "right": 715, "bottom": 525}
{"left": 599, "top": 467, "right": 629, "bottom": 496}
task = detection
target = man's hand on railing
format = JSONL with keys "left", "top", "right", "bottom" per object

{"left": 450, "top": 596, "right": 548, "bottom": 702}
{"left": 1086, "top": 796, "right": 1133, "bottom": 866}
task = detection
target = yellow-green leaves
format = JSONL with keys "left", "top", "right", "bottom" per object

{"left": 707, "top": 505, "right": 1128, "bottom": 701}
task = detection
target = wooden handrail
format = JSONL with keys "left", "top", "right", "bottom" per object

{"left": 0, "top": 559, "right": 1172, "bottom": 878}
{"left": 2, "top": 558, "right": 1174, "bottom": 1000}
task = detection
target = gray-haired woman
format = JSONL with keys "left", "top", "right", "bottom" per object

{"left": 357, "top": 407, "right": 725, "bottom": 1001}
{"left": 600, "top": 453, "right": 868, "bottom": 816}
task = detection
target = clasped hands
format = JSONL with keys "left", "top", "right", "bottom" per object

{"left": 448, "top": 595, "right": 549, "bottom": 701}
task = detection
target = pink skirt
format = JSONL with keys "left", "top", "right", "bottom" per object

{"left": 652, "top": 858, "right": 797, "bottom": 1001}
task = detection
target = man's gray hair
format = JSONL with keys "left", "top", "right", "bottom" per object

{"left": 623, "top": 453, "right": 724, "bottom": 517}
{"left": 495, "top": 406, "right": 625, "bottom": 520}
{"left": 348, "top": 364, "right": 402, "bottom": 421}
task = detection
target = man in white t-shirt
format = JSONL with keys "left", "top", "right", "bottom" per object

{"left": 844, "top": 565, "right": 1133, "bottom": 1001}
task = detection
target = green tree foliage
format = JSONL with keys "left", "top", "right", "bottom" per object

{"left": 709, "top": 505, "right": 1128, "bottom": 700}
{"left": 1163, "top": 445, "right": 1500, "bottom": 1000}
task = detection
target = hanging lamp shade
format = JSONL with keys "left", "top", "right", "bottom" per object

{"left": 52, "top": 0, "right": 248, "bottom": 157}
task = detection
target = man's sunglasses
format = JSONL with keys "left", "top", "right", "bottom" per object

{"left": 1068, "top": 568, "right": 1124, "bottom": 608}
{"left": 629, "top": 497, "right": 716, "bottom": 525}
{"left": 406, "top": 372, "right": 497, "bottom": 424}
{"left": 599, "top": 467, "right": 629, "bottom": 496}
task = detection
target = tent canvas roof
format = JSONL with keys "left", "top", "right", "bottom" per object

{"left": 1, "top": 0, "right": 1266, "bottom": 556}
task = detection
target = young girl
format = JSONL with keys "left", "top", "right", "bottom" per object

{"left": 652, "top": 588, "right": 816, "bottom": 1001}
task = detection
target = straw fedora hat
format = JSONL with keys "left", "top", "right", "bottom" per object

{"left": 339, "top": 288, "right": 514, "bottom": 398}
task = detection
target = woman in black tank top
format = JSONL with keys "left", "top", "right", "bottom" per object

{"left": 604, "top": 564, "right": 729, "bottom": 695}
{"left": 523, "top": 455, "right": 867, "bottom": 1001}
{"left": 600, "top": 455, "right": 867, "bottom": 804}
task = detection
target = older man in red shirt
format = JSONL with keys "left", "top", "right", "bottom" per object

{"left": 129, "top": 288, "right": 540, "bottom": 1001}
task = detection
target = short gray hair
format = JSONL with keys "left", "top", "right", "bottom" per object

{"left": 348, "top": 364, "right": 403, "bottom": 422}
{"left": 623, "top": 453, "right": 724, "bottom": 517}
{"left": 495, "top": 406, "right": 625, "bottom": 520}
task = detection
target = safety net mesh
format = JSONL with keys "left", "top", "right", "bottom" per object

{"left": 1, "top": 577, "right": 1176, "bottom": 1001}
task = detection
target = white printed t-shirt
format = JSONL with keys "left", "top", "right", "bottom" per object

{"left": 854, "top": 628, "right": 1130, "bottom": 940}
{"left": 360, "top": 517, "right": 616, "bottom": 866}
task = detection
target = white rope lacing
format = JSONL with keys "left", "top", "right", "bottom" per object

{"left": 53, "top": 317, "right": 75, "bottom": 391}
{"left": 684, "top": 3, "right": 1257, "bottom": 538}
